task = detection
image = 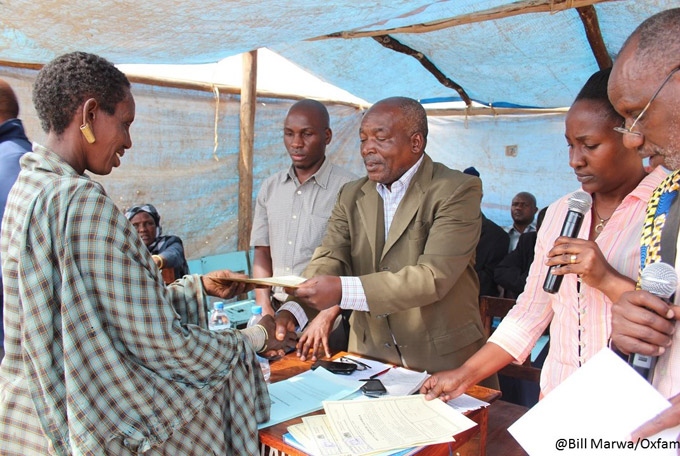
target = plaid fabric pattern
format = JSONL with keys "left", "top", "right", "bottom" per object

{"left": 375, "top": 155, "right": 423, "bottom": 242}
{"left": 0, "top": 145, "right": 269, "bottom": 456}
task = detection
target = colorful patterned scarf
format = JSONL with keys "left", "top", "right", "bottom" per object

{"left": 639, "top": 170, "right": 680, "bottom": 284}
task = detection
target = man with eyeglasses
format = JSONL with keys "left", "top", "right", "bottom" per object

{"left": 607, "top": 7, "right": 680, "bottom": 440}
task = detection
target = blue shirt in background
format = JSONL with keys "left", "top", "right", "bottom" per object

{"left": 0, "top": 118, "right": 31, "bottom": 347}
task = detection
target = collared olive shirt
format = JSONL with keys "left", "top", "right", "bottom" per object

{"left": 0, "top": 144, "right": 269, "bottom": 456}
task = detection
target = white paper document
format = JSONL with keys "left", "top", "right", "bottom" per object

{"left": 322, "top": 394, "right": 476, "bottom": 454}
{"left": 336, "top": 355, "right": 393, "bottom": 382}
{"left": 287, "top": 423, "right": 317, "bottom": 452}
{"left": 338, "top": 355, "right": 428, "bottom": 397}
{"left": 379, "top": 367, "right": 429, "bottom": 397}
{"left": 446, "top": 394, "right": 489, "bottom": 413}
{"left": 303, "top": 415, "right": 350, "bottom": 456}
{"left": 288, "top": 417, "right": 419, "bottom": 456}
{"left": 508, "top": 348, "right": 680, "bottom": 455}
{"left": 216, "top": 274, "right": 306, "bottom": 288}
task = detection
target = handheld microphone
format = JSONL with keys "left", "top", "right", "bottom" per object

{"left": 543, "top": 191, "right": 593, "bottom": 294}
{"left": 629, "top": 261, "right": 678, "bottom": 382}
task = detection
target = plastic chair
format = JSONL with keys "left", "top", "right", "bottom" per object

{"left": 200, "top": 251, "right": 256, "bottom": 328}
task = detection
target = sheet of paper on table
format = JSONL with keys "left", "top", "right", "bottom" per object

{"left": 446, "top": 394, "right": 490, "bottom": 413}
{"left": 287, "top": 415, "right": 449, "bottom": 456}
{"left": 321, "top": 394, "right": 476, "bottom": 455}
{"left": 509, "top": 348, "right": 680, "bottom": 456}
{"left": 337, "top": 355, "right": 428, "bottom": 396}
{"left": 378, "top": 367, "right": 429, "bottom": 397}
{"left": 257, "top": 367, "right": 359, "bottom": 429}
{"left": 335, "top": 355, "right": 393, "bottom": 382}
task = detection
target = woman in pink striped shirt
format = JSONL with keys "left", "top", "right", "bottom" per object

{"left": 421, "top": 68, "right": 667, "bottom": 400}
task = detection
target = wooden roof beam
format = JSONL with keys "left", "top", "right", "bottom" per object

{"left": 310, "top": 0, "right": 621, "bottom": 41}
{"left": 425, "top": 106, "right": 568, "bottom": 116}
{"left": 372, "top": 35, "right": 472, "bottom": 106}
{"left": 577, "top": 5, "right": 612, "bottom": 69}
{"left": 0, "top": 60, "right": 367, "bottom": 110}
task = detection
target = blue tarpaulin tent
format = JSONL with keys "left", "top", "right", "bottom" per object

{"left": 0, "top": 0, "right": 675, "bottom": 257}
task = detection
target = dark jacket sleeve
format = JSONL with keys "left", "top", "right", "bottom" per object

{"left": 494, "top": 231, "right": 538, "bottom": 295}
{"left": 153, "top": 235, "right": 190, "bottom": 277}
{"left": 476, "top": 216, "right": 510, "bottom": 296}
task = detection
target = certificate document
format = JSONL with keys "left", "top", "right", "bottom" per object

{"left": 322, "top": 395, "right": 476, "bottom": 454}
{"left": 211, "top": 275, "right": 306, "bottom": 288}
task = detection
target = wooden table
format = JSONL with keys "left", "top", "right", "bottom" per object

{"left": 259, "top": 352, "right": 501, "bottom": 456}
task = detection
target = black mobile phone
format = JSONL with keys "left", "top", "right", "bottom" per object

{"left": 361, "top": 379, "right": 387, "bottom": 397}
{"left": 311, "top": 360, "right": 357, "bottom": 375}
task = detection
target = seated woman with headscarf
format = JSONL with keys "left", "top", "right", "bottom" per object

{"left": 126, "top": 203, "right": 190, "bottom": 279}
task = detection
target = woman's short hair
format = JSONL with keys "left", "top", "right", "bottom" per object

{"left": 33, "top": 52, "right": 130, "bottom": 135}
{"left": 573, "top": 68, "right": 622, "bottom": 123}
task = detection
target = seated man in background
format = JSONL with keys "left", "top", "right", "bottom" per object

{"left": 276, "top": 97, "right": 497, "bottom": 388}
{"left": 504, "top": 191, "right": 538, "bottom": 252}
{"left": 464, "top": 166, "right": 510, "bottom": 297}
{"left": 126, "top": 203, "right": 190, "bottom": 280}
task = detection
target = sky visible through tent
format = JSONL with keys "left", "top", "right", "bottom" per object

{"left": 117, "top": 49, "right": 370, "bottom": 106}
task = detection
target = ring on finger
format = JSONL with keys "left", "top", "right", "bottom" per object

{"left": 570, "top": 254, "right": 577, "bottom": 264}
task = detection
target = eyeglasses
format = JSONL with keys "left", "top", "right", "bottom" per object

{"left": 338, "top": 356, "right": 371, "bottom": 371}
{"left": 613, "top": 66, "right": 680, "bottom": 137}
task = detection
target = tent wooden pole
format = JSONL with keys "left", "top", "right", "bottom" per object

{"left": 309, "top": 0, "right": 620, "bottom": 40}
{"left": 237, "top": 50, "right": 257, "bottom": 251}
{"left": 577, "top": 5, "right": 612, "bottom": 69}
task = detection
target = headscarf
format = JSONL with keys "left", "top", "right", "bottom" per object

{"left": 125, "top": 203, "right": 190, "bottom": 277}
{"left": 125, "top": 203, "right": 162, "bottom": 238}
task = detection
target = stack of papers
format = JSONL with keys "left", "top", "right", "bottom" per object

{"left": 446, "top": 394, "right": 490, "bottom": 413}
{"left": 285, "top": 395, "right": 477, "bottom": 456}
{"left": 258, "top": 367, "right": 360, "bottom": 429}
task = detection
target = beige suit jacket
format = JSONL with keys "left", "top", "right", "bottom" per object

{"left": 303, "top": 155, "right": 497, "bottom": 387}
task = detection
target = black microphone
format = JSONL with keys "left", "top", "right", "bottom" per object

{"left": 543, "top": 191, "right": 593, "bottom": 294}
{"left": 629, "top": 261, "right": 678, "bottom": 382}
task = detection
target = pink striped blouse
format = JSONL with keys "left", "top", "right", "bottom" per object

{"left": 488, "top": 166, "right": 667, "bottom": 397}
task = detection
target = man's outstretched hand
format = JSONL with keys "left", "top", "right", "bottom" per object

{"left": 285, "top": 275, "right": 342, "bottom": 311}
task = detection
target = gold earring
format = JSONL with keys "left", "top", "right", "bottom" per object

{"left": 80, "top": 123, "right": 95, "bottom": 144}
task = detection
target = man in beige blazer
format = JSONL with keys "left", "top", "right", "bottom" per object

{"left": 278, "top": 97, "right": 497, "bottom": 387}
